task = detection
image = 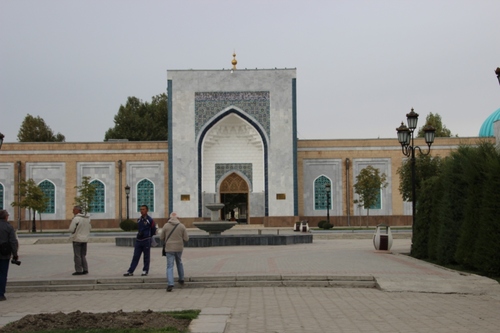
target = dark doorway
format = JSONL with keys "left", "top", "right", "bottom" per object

{"left": 221, "top": 193, "right": 248, "bottom": 223}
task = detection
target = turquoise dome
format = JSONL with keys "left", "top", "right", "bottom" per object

{"left": 479, "top": 108, "right": 500, "bottom": 137}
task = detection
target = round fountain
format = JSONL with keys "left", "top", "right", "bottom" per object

{"left": 116, "top": 201, "right": 312, "bottom": 248}
{"left": 193, "top": 203, "right": 237, "bottom": 236}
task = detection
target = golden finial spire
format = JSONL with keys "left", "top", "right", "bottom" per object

{"left": 231, "top": 52, "right": 237, "bottom": 70}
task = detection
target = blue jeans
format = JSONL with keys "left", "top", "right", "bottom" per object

{"left": 0, "top": 259, "right": 9, "bottom": 297}
{"left": 127, "top": 239, "right": 151, "bottom": 273}
{"left": 166, "top": 252, "right": 184, "bottom": 286}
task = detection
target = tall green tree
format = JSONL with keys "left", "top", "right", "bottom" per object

{"left": 74, "top": 176, "right": 97, "bottom": 214}
{"left": 353, "top": 166, "right": 388, "bottom": 224}
{"left": 417, "top": 113, "right": 452, "bottom": 137}
{"left": 11, "top": 178, "right": 48, "bottom": 232}
{"left": 397, "top": 154, "right": 442, "bottom": 202}
{"left": 17, "top": 114, "right": 65, "bottom": 142}
{"left": 105, "top": 93, "right": 168, "bottom": 141}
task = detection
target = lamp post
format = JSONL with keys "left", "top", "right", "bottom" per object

{"left": 125, "top": 185, "right": 130, "bottom": 220}
{"left": 0, "top": 132, "right": 4, "bottom": 150}
{"left": 325, "top": 183, "right": 331, "bottom": 225}
{"left": 396, "top": 108, "right": 435, "bottom": 249}
{"left": 495, "top": 67, "right": 500, "bottom": 86}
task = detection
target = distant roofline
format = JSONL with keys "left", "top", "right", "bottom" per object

{"left": 167, "top": 68, "right": 296, "bottom": 72}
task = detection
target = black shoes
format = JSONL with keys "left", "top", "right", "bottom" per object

{"left": 0, "top": 296, "right": 6, "bottom": 301}
{"left": 123, "top": 272, "right": 133, "bottom": 276}
{"left": 72, "top": 272, "right": 84, "bottom": 276}
{"left": 178, "top": 280, "right": 185, "bottom": 285}
{"left": 83, "top": 271, "right": 89, "bottom": 275}
{"left": 166, "top": 285, "right": 173, "bottom": 292}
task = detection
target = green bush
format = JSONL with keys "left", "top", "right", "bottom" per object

{"left": 323, "top": 222, "right": 333, "bottom": 230}
{"left": 120, "top": 219, "right": 138, "bottom": 231}
{"left": 317, "top": 220, "right": 327, "bottom": 228}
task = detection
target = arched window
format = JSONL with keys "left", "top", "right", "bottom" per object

{"left": 137, "top": 179, "right": 154, "bottom": 212}
{"left": 0, "top": 183, "right": 4, "bottom": 210}
{"left": 314, "top": 176, "right": 332, "bottom": 210}
{"left": 369, "top": 189, "right": 382, "bottom": 210}
{"left": 90, "top": 180, "right": 105, "bottom": 213}
{"left": 38, "top": 180, "right": 55, "bottom": 214}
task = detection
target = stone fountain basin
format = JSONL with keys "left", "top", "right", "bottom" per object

{"left": 193, "top": 221, "right": 237, "bottom": 235}
{"left": 205, "top": 203, "right": 226, "bottom": 211}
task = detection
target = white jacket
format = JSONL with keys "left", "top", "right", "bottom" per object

{"left": 69, "top": 213, "right": 91, "bottom": 243}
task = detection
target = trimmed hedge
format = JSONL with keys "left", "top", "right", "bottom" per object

{"left": 119, "top": 219, "right": 138, "bottom": 231}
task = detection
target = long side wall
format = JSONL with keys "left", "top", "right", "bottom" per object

{"left": 297, "top": 137, "right": 495, "bottom": 227}
{"left": 0, "top": 137, "right": 494, "bottom": 229}
{"left": 0, "top": 141, "right": 169, "bottom": 229}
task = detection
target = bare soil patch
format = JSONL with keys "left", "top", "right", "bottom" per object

{"left": 0, "top": 310, "right": 191, "bottom": 332}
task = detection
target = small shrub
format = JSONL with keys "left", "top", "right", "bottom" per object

{"left": 120, "top": 219, "right": 138, "bottom": 231}
{"left": 317, "top": 220, "right": 327, "bottom": 228}
{"left": 323, "top": 222, "right": 333, "bottom": 230}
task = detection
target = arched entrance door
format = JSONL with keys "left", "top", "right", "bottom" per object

{"left": 220, "top": 172, "right": 249, "bottom": 223}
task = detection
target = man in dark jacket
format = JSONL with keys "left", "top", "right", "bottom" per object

{"left": 123, "top": 205, "right": 156, "bottom": 276}
{"left": 0, "top": 210, "right": 19, "bottom": 301}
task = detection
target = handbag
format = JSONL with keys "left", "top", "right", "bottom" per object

{"left": 162, "top": 223, "right": 179, "bottom": 256}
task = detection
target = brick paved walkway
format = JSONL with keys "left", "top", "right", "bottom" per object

{"left": 1, "top": 235, "right": 499, "bottom": 332}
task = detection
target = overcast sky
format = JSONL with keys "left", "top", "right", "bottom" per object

{"left": 1, "top": 0, "right": 499, "bottom": 143}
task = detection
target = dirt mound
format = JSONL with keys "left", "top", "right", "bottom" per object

{"left": 0, "top": 310, "right": 190, "bottom": 332}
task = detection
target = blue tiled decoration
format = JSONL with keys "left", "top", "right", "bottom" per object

{"left": 90, "top": 180, "right": 105, "bottom": 213}
{"left": 39, "top": 180, "right": 55, "bottom": 214}
{"left": 195, "top": 91, "right": 270, "bottom": 138}
{"left": 314, "top": 176, "right": 332, "bottom": 210}
{"left": 137, "top": 179, "right": 155, "bottom": 212}
{"left": 215, "top": 163, "right": 253, "bottom": 187}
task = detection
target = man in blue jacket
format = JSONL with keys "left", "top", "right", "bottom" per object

{"left": 123, "top": 205, "right": 156, "bottom": 276}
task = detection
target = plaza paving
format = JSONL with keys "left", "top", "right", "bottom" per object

{"left": 1, "top": 229, "right": 500, "bottom": 332}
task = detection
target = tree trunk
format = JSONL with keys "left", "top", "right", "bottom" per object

{"left": 31, "top": 209, "right": 37, "bottom": 233}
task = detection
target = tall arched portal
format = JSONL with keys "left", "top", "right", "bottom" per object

{"left": 201, "top": 112, "right": 265, "bottom": 222}
{"left": 168, "top": 68, "right": 297, "bottom": 221}
{"left": 219, "top": 172, "right": 249, "bottom": 222}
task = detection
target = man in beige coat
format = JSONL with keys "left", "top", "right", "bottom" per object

{"left": 160, "top": 212, "right": 189, "bottom": 292}
{"left": 69, "top": 206, "right": 91, "bottom": 275}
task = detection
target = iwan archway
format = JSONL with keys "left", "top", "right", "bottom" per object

{"left": 198, "top": 109, "right": 268, "bottom": 220}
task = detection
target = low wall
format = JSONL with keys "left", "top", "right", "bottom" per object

{"left": 13, "top": 215, "right": 412, "bottom": 231}
{"left": 116, "top": 234, "right": 313, "bottom": 247}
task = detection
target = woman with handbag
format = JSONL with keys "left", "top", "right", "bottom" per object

{"left": 160, "top": 212, "right": 189, "bottom": 292}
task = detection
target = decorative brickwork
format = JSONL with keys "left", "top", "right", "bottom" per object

{"left": 215, "top": 163, "right": 252, "bottom": 186}
{"left": 220, "top": 173, "right": 249, "bottom": 193}
{"left": 195, "top": 91, "right": 270, "bottom": 138}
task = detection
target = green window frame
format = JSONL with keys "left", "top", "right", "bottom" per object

{"left": 39, "top": 180, "right": 55, "bottom": 214}
{"left": 137, "top": 179, "right": 154, "bottom": 212}
{"left": 89, "top": 180, "right": 105, "bottom": 213}
{"left": 314, "top": 176, "right": 332, "bottom": 210}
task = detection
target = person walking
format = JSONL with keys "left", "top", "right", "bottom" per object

{"left": 68, "top": 206, "right": 91, "bottom": 275}
{"left": 160, "top": 212, "right": 189, "bottom": 292}
{"left": 124, "top": 205, "right": 157, "bottom": 276}
{"left": 0, "top": 210, "right": 19, "bottom": 301}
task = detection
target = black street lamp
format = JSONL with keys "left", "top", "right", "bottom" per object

{"left": 325, "top": 183, "right": 331, "bottom": 225}
{"left": 396, "top": 108, "right": 436, "bottom": 250}
{"left": 0, "top": 132, "right": 4, "bottom": 150}
{"left": 125, "top": 185, "right": 130, "bottom": 220}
